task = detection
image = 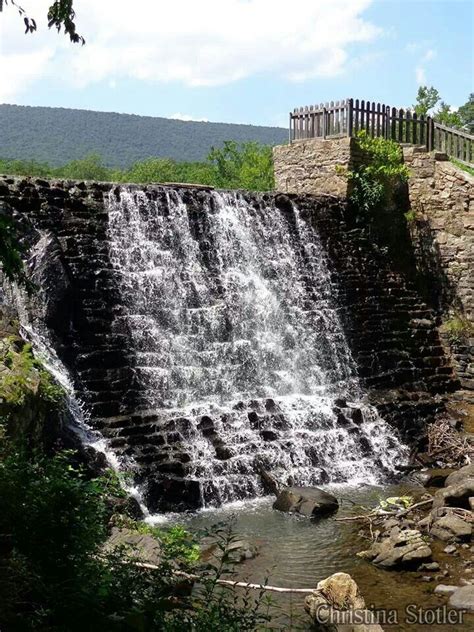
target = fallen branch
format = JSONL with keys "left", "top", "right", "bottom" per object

{"left": 334, "top": 498, "right": 434, "bottom": 523}
{"left": 131, "top": 561, "right": 315, "bottom": 594}
{"left": 397, "top": 498, "right": 433, "bottom": 517}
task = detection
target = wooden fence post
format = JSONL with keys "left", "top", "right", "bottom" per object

{"left": 347, "top": 98, "right": 353, "bottom": 137}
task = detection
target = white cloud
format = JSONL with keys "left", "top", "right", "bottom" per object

{"left": 0, "top": 48, "right": 54, "bottom": 101}
{"left": 171, "top": 113, "right": 209, "bottom": 122}
{"left": 409, "top": 46, "right": 437, "bottom": 86}
{"left": 0, "top": 0, "right": 380, "bottom": 100}
{"left": 415, "top": 65, "right": 426, "bottom": 85}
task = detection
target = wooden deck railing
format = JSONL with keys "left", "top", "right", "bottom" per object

{"left": 289, "top": 98, "right": 474, "bottom": 166}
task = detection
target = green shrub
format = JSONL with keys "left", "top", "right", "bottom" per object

{"left": 347, "top": 130, "right": 409, "bottom": 214}
{"left": 0, "top": 439, "right": 271, "bottom": 631}
{"left": 442, "top": 315, "right": 474, "bottom": 345}
{"left": 208, "top": 140, "right": 275, "bottom": 191}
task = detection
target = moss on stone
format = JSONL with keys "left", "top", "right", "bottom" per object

{"left": 0, "top": 333, "right": 65, "bottom": 450}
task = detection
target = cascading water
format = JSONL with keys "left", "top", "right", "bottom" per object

{"left": 106, "top": 188, "right": 407, "bottom": 507}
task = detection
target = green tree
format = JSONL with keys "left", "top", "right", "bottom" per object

{"left": 435, "top": 101, "right": 462, "bottom": 128}
{"left": 458, "top": 93, "right": 474, "bottom": 133}
{"left": 414, "top": 85, "right": 440, "bottom": 116}
{"left": 60, "top": 154, "right": 112, "bottom": 181}
{"left": 0, "top": 0, "right": 83, "bottom": 43}
{"left": 208, "top": 141, "right": 274, "bottom": 191}
{"left": 122, "top": 158, "right": 181, "bottom": 184}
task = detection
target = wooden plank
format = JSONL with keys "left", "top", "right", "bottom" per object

{"left": 370, "top": 101, "right": 375, "bottom": 137}
{"left": 347, "top": 98, "right": 353, "bottom": 137}
{"left": 375, "top": 102, "right": 381, "bottom": 137}
{"left": 391, "top": 107, "right": 397, "bottom": 140}
{"left": 398, "top": 108, "right": 404, "bottom": 143}
{"left": 354, "top": 99, "right": 360, "bottom": 133}
{"left": 434, "top": 121, "right": 474, "bottom": 140}
{"left": 405, "top": 109, "right": 411, "bottom": 143}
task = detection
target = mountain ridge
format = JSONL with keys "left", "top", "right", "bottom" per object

{"left": 0, "top": 103, "right": 287, "bottom": 168}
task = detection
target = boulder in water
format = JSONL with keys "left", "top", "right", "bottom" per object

{"left": 273, "top": 486, "right": 339, "bottom": 518}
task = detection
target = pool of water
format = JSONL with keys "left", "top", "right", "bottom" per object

{"left": 150, "top": 482, "right": 474, "bottom": 631}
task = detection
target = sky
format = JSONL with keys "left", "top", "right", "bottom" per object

{"left": 0, "top": 0, "right": 472, "bottom": 127}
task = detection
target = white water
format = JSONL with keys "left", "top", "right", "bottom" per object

{"left": 106, "top": 188, "right": 408, "bottom": 507}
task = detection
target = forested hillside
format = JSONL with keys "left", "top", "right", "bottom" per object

{"left": 0, "top": 104, "right": 287, "bottom": 168}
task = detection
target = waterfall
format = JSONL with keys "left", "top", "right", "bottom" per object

{"left": 106, "top": 188, "right": 407, "bottom": 507}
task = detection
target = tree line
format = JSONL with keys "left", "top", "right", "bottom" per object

{"left": 0, "top": 141, "right": 276, "bottom": 192}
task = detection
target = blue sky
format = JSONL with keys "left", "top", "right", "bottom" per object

{"left": 0, "top": 0, "right": 472, "bottom": 127}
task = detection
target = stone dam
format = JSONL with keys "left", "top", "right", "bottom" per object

{"left": 0, "top": 168, "right": 467, "bottom": 512}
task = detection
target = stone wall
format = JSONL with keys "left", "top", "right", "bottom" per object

{"left": 273, "top": 137, "right": 363, "bottom": 197}
{"left": 403, "top": 147, "right": 474, "bottom": 390}
{"left": 273, "top": 137, "right": 473, "bottom": 392}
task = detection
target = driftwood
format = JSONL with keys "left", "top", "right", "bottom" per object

{"left": 334, "top": 498, "right": 434, "bottom": 523}
{"left": 427, "top": 419, "right": 473, "bottom": 466}
{"left": 131, "top": 561, "right": 315, "bottom": 594}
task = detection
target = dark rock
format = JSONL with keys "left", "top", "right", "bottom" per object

{"left": 349, "top": 407, "right": 364, "bottom": 425}
{"left": 215, "top": 445, "right": 233, "bottom": 460}
{"left": 145, "top": 477, "right": 201, "bottom": 513}
{"left": 260, "top": 430, "right": 278, "bottom": 441}
{"left": 273, "top": 486, "right": 339, "bottom": 518}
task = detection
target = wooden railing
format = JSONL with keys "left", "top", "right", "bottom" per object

{"left": 289, "top": 98, "right": 474, "bottom": 166}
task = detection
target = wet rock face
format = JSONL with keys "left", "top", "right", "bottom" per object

{"left": 0, "top": 177, "right": 459, "bottom": 511}
{"left": 295, "top": 195, "right": 458, "bottom": 441}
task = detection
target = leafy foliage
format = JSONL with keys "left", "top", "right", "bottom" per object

{"left": 0, "top": 104, "right": 286, "bottom": 167}
{"left": 208, "top": 141, "right": 275, "bottom": 190}
{"left": 0, "top": 210, "right": 29, "bottom": 287}
{"left": 0, "top": 141, "right": 275, "bottom": 192}
{"left": 435, "top": 101, "right": 462, "bottom": 128}
{"left": 413, "top": 86, "right": 440, "bottom": 116}
{"left": 442, "top": 315, "right": 474, "bottom": 345}
{"left": 457, "top": 93, "right": 474, "bottom": 133}
{"left": 0, "top": 340, "right": 64, "bottom": 408}
{"left": 0, "top": 431, "right": 271, "bottom": 631}
{"left": 0, "top": 0, "right": 84, "bottom": 43}
{"left": 414, "top": 86, "right": 473, "bottom": 132}
{"left": 346, "top": 130, "right": 409, "bottom": 214}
